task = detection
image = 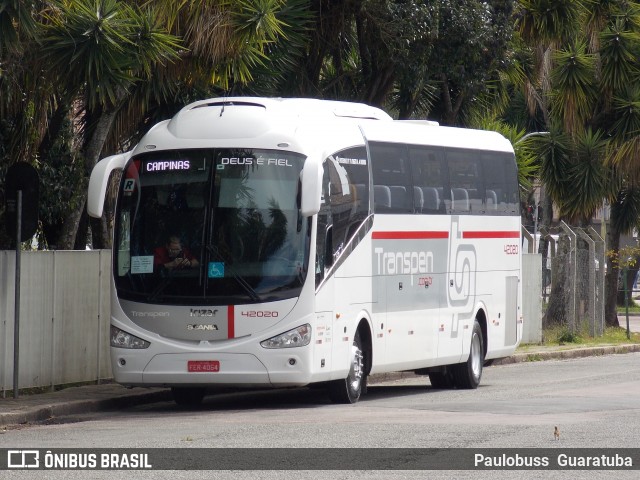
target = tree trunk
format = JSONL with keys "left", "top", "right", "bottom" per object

{"left": 56, "top": 91, "right": 125, "bottom": 249}
{"left": 89, "top": 215, "right": 111, "bottom": 249}
{"left": 73, "top": 208, "right": 90, "bottom": 250}
{"left": 439, "top": 73, "right": 465, "bottom": 126}
{"left": 542, "top": 235, "right": 568, "bottom": 327}
{"left": 57, "top": 197, "right": 86, "bottom": 250}
{"left": 605, "top": 223, "right": 621, "bottom": 327}
{"left": 618, "top": 266, "right": 638, "bottom": 306}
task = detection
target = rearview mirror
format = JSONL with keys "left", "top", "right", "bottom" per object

{"left": 299, "top": 154, "right": 322, "bottom": 216}
{"left": 87, "top": 153, "right": 129, "bottom": 218}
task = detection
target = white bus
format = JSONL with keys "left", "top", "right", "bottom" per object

{"left": 88, "top": 97, "right": 522, "bottom": 405}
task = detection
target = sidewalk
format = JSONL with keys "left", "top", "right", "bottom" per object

{"left": 2, "top": 342, "right": 640, "bottom": 429}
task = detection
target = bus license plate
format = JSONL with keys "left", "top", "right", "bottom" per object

{"left": 188, "top": 361, "right": 220, "bottom": 372}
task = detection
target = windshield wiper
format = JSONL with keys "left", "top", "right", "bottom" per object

{"left": 206, "top": 245, "right": 262, "bottom": 302}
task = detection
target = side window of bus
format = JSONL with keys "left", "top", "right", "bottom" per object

{"left": 369, "top": 142, "right": 412, "bottom": 213}
{"left": 316, "top": 147, "right": 369, "bottom": 286}
{"left": 482, "top": 153, "right": 519, "bottom": 214}
{"left": 502, "top": 154, "right": 520, "bottom": 214}
{"left": 409, "top": 146, "right": 447, "bottom": 214}
{"left": 446, "top": 149, "right": 484, "bottom": 214}
{"left": 315, "top": 168, "right": 331, "bottom": 286}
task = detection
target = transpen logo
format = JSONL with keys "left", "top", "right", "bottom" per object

{"left": 374, "top": 247, "right": 434, "bottom": 286}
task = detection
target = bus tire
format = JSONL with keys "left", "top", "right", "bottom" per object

{"left": 328, "top": 330, "right": 365, "bottom": 404}
{"left": 451, "top": 319, "right": 484, "bottom": 389}
{"left": 171, "top": 387, "right": 206, "bottom": 406}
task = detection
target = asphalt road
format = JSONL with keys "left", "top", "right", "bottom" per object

{"left": 1, "top": 352, "right": 640, "bottom": 479}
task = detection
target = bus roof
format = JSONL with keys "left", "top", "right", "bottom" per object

{"left": 166, "top": 97, "right": 392, "bottom": 137}
{"left": 362, "top": 121, "right": 514, "bottom": 154}
{"left": 135, "top": 97, "right": 513, "bottom": 155}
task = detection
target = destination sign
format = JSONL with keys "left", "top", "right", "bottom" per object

{"left": 145, "top": 160, "right": 191, "bottom": 172}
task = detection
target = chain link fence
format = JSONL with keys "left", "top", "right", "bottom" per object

{"left": 526, "top": 222, "right": 605, "bottom": 336}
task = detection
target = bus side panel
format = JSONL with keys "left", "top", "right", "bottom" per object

{"left": 458, "top": 216, "right": 521, "bottom": 360}
{"left": 332, "top": 235, "right": 381, "bottom": 375}
{"left": 368, "top": 215, "right": 446, "bottom": 373}
{"left": 505, "top": 275, "right": 519, "bottom": 346}
{"left": 314, "top": 274, "right": 337, "bottom": 381}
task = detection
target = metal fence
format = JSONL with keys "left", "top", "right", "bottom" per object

{"left": 525, "top": 222, "right": 606, "bottom": 336}
{"left": 0, "top": 250, "right": 112, "bottom": 395}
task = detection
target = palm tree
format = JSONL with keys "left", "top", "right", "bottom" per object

{"left": 507, "top": 0, "right": 640, "bottom": 328}
{"left": 37, "top": 0, "right": 182, "bottom": 248}
{"left": 34, "top": 0, "right": 305, "bottom": 249}
{"left": 0, "top": 1, "right": 44, "bottom": 163}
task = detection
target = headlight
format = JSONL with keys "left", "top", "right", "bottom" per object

{"left": 261, "top": 324, "right": 311, "bottom": 349}
{"left": 110, "top": 326, "right": 150, "bottom": 349}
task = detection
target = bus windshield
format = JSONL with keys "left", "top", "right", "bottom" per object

{"left": 113, "top": 149, "right": 310, "bottom": 305}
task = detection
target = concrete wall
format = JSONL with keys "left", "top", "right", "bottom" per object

{"left": 522, "top": 253, "right": 543, "bottom": 344}
{"left": 0, "top": 250, "right": 111, "bottom": 394}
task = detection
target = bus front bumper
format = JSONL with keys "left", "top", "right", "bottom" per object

{"left": 111, "top": 350, "right": 313, "bottom": 388}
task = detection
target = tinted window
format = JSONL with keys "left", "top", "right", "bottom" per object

{"left": 446, "top": 149, "right": 483, "bottom": 214}
{"left": 316, "top": 147, "right": 370, "bottom": 286}
{"left": 482, "top": 152, "right": 519, "bottom": 214}
{"left": 409, "top": 146, "right": 447, "bottom": 214}
{"left": 369, "top": 142, "right": 412, "bottom": 213}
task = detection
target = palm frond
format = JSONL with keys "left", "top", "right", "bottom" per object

{"left": 609, "top": 85, "right": 640, "bottom": 142}
{"left": 609, "top": 135, "right": 640, "bottom": 182}
{"left": 564, "top": 128, "right": 613, "bottom": 221}
{"left": 515, "top": 0, "right": 584, "bottom": 47}
{"left": 599, "top": 21, "right": 640, "bottom": 94}
{"left": 611, "top": 185, "right": 640, "bottom": 235}
{"left": 550, "top": 42, "right": 597, "bottom": 135}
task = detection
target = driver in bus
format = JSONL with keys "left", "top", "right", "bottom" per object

{"left": 154, "top": 235, "right": 200, "bottom": 271}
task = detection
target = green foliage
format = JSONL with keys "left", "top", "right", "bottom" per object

{"left": 533, "top": 325, "right": 640, "bottom": 347}
{"left": 550, "top": 42, "right": 597, "bottom": 134}
{"left": 516, "top": 0, "right": 584, "bottom": 46}
{"left": 557, "top": 328, "right": 581, "bottom": 344}
{"left": 0, "top": 0, "right": 38, "bottom": 55}
{"left": 610, "top": 86, "right": 640, "bottom": 143}
{"left": 41, "top": 0, "right": 182, "bottom": 109}
{"left": 534, "top": 126, "right": 572, "bottom": 203}
{"left": 599, "top": 21, "right": 640, "bottom": 92}
{"left": 563, "top": 128, "right": 613, "bottom": 220}
{"left": 237, "top": 0, "right": 313, "bottom": 96}
{"left": 607, "top": 244, "right": 640, "bottom": 269}
{"left": 610, "top": 186, "right": 640, "bottom": 236}
{"left": 8, "top": 0, "right": 640, "bottom": 254}
{"left": 428, "top": 0, "right": 515, "bottom": 124}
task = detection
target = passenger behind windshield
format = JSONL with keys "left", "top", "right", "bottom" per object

{"left": 154, "top": 235, "right": 200, "bottom": 271}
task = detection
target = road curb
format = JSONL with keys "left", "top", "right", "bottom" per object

{"left": 492, "top": 343, "right": 640, "bottom": 365}
{"left": 368, "top": 344, "right": 640, "bottom": 384}
{"left": 0, "top": 389, "right": 172, "bottom": 429}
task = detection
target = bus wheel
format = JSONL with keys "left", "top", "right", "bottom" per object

{"left": 451, "top": 319, "right": 484, "bottom": 389}
{"left": 329, "top": 330, "right": 365, "bottom": 404}
{"left": 171, "top": 387, "right": 206, "bottom": 406}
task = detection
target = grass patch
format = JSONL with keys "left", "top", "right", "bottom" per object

{"left": 618, "top": 305, "right": 640, "bottom": 314}
{"left": 518, "top": 325, "right": 640, "bottom": 352}
{"left": 524, "top": 354, "right": 543, "bottom": 362}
